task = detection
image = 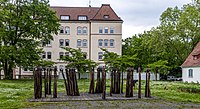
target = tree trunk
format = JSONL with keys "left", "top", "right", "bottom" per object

{"left": 3, "top": 60, "right": 14, "bottom": 80}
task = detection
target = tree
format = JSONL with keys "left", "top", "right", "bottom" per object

{"left": 122, "top": 0, "right": 200, "bottom": 77}
{"left": 101, "top": 48, "right": 137, "bottom": 93}
{"left": 0, "top": 0, "right": 59, "bottom": 79}
{"left": 60, "top": 47, "right": 97, "bottom": 95}
{"left": 60, "top": 47, "right": 97, "bottom": 76}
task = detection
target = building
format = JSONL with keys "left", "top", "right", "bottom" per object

{"left": 181, "top": 42, "right": 200, "bottom": 83}
{"left": 13, "top": 4, "right": 123, "bottom": 78}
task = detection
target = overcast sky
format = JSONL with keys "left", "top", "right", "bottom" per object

{"left": 49, "top": 0, "right": 191, "bottom": 39}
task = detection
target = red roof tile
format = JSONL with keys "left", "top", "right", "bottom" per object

{"left": 50, "top": 4, "right": 122, "bottom": 21}
{"left": 92, "top": 4, "right": 122, "bottom": 21}
{"left": 182, "top": 42, "right": 200, "bottom": 67}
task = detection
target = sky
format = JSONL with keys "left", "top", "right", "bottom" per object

{"left": 49, "top": 0, "right": 191, "bottom": 39}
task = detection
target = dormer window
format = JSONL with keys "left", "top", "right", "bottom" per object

{"left": 104, "top": 15, "right": 109, "bottom": 19}
{"left": 60, "top": 15, "right": 70, "bottom": 20}
{"left": 193, "top": 55, "right": 198, "bottom": 60}
{"left": 78, "top": 16, "right": 87, "bottom": 20}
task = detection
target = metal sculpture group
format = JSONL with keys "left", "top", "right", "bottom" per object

{"left": 34, "top": 67, "right": 57, "bottom": 99}
{"left": 34, "top": 66, "right": 151, "bottom": 100}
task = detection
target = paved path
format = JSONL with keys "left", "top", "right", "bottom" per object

{"left": 29, "top": 92, "right": 150, "bottom": 102}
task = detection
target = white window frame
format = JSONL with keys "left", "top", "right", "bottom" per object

{"left": 47, "top": 52, "right": 51, "bottom": 59}
{"left": 77, "top": 27, "right": 82, "bottom": 34}
{"left": 98, "top": 39, "right": 103, "bottom": 47}
{"left": 77, "top": 39, "right": 82, "bottom": 47}
{"left": 110, "top": 39, "right": 114, "bottom": 47}
{"left": 78, "top": 16, "right": 87, "bottom": 20}
{"left": 65, "top": 26, "right": 70, "bottom": 34}
{"left": 98, "top": 52, "right": 103, "bottom": 60}
{"left": 104, "top": 27, "right": 108, "bottom": 34}
{"left": 60, "top": 15, "right": 70, "bottom": 20}
{"left": 110, "top": 27, "right": 114, "bottom": 34}
{"left": 60, "top": 26, "right": 64, "bottom": 34}
{"left": 65, "top": 39, "right": 70, "bottom": 46}
{"left": 188, "top": 69, "right": 193, "bottom": 78}
{"left": 59, "top": 39, "right": 64, "bottom": 47}
{"left": 82, "top": 39, "right": 87, "bottom": 47}
{"left": 99, "top": 27, "right": 103, "bottom": 34}
{"left": 104, "top": 39, "right": 108, "bottom": 47}
{"left": 83, "top": 27, "right": 87, "bottom": 34}
{"left": 59, "top": 52, "right": 64, "bottom": 59}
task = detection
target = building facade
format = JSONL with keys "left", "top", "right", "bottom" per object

{"left": 12, "top": 4, "right": 123, "bottom": 78}
{"left": 181, "top": 42, "right": 200, "bottom": 83}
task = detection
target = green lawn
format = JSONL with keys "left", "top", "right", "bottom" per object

{"left": 0, "top": 79, "right": 200, "bottom": 109}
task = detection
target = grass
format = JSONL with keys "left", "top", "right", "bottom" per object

{"left": 0, "top": 79, "right": 200, "bottom": 109}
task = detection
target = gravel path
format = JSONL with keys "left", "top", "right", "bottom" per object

{"left": 25, "top": 98, "right": 200, "bottom": 109}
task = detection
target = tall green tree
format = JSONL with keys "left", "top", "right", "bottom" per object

{"left": 0, "top": 0, "right": 59, "bottom": 79}
{"left": 60, "top": 47, "right": 97, "bottom": 79}
{"left": 123, "top": 0, "right": 200, "bottom": 77}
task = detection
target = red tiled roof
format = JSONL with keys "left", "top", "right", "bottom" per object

{"left": 181, "top": 42, "right": 200, "bottom": 67}
{"left": 92, "top": 4, "right": 122, "bottom": 21}
{"left": 50, "top": 4, "right": 122, "bottom": 21}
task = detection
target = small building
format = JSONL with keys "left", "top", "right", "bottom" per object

{"left": 181, "top": 42, "right": 200, "bottom": 83}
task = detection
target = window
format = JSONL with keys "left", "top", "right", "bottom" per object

{"left": 65, "top": 39, "right": 70, "bottom": 46}
{"left": 59, "top": 52, "right": 64, "bottom": 59}
{"left": 77, "top": 39, "right": 82, "bottom": 47}
{"left": 60, "top": 26, "right": 64, "bottom": 33}
{"left": 65, "top": 52, "right": 69, "bottom": 56}
{"left": 60, "top": 15, "right": 70, "bottom": 20}
{"left": 77, "top": 27, "right": 82, "bottom": 34}
{"left": 83, "top": 27, "right": 87, "bottom": 34}
{"left": 78, "top": 16, "right": 87, "bottom": 20}
{"left": 193, "top": 55, "right": 198, "bottom": 60}
{"left": 110, "top": 27, "right": 114, "bottom": 34}
{"left": 104, "top": 39, "right": 108, "bottom": 46}
{"left": 110, "top": 39, "right": 114, "bottom": 47}
{"left": 47, "top": 52, "right": 51, "bottom": 59}
{"left": 24, "top": 68, "right": 28, "bottom": 71}
{"left": 59, "top": 65, "right": 64, "bottom": 71}
{"left": 188, "top": 69, "right": 193, "bottom": 78}
{"left": 59, "top": 39, "right": 64, "bottom": 47}
{"left": 98, "top": 52, "right": 103, "bottom": 60}
{"left": 42, "top": 52, "right": 46, "bottom": 59}
{"left": 104, "top": 15, "right": 109, "bottom": 19}
{"left": 42, "top": 40, "right": 51, "bottom": 47}
{"left": 65, "top": 27, "right": 70, "bottom": 34}
{"left": 99, "top": 27, "right": 103, "bottom": 34}
{"left": 98, "top": 39, "right": 103, "bottom": 47}
{"left": 82, "top": 39, "right": 87, "bottom": 47}
{"left": 104, "top": 27, "right": 108, "bottom": 34}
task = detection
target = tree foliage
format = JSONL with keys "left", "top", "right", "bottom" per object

{"left": 0, "top": 0, "right": 60, "bottom": 79}
{"left": 123, "top": 0, "right": 200, "bottom": 76}
{"left": 60, "top": 47, "right": 97, "bottom": 73}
